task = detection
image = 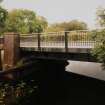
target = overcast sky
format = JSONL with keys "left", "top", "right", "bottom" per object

{"left": 1, "top": 0, "right": 105, "bottom": 29}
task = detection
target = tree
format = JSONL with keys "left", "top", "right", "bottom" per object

{"left": 96, "top": 7, "right": 105, "bottom": 27}
{"left": 92, "top": 7, "right": 105, "bottom": 70}
{"left": 0, "top": 7, "right": 7, "bottom": 27}
{"left": 46, "top": 20, "right": 87, "bottom": 32}
{"left": 0, "top": 0, "right": 7, "bottom": 35}
{"left": 5, "top": 9, "right": 48, "bottom": 33}
{"left": 34, "top": 16, "right": 48, "bottom": 32}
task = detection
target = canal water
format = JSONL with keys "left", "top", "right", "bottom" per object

{"left": 66, "top": 61, "right": 105, "bottom": 81}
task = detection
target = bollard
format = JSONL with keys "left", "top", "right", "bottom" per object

{"left": 3, "top": 32, "right": 20, "bottom": 70}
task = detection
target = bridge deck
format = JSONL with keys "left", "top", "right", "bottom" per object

{"left": 0, "top": 31, "right": 99, "bottom": 62}
{"left": 20, "top": 41, "right": 93, "bottom": 53}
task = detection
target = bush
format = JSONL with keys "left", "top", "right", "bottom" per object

{"left": 0, "top": 80, "right": 38, "bottom": 105}
{"left": 91, "top": 29, "right": 105, "bottom": 70}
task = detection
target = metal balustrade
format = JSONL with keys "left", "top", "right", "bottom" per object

{"left": 19, "top": 30, "right": 99, "bottom": 52}
{"left": 0, "top": 30, "right": 100, "bottom": 52}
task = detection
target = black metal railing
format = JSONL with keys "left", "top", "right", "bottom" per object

{"left": 0, "top": 30, "right": 100, "bottom": 52}
{"left": 20, "top": 30, "right": 99, "bottom": 52}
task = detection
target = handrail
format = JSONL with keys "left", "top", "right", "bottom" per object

{"left": 0, "top": 30, "right": 100, "bottom": 52}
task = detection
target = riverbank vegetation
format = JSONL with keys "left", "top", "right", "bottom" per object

{"left": 0, "top": 80, "right": 38, "bottom": 105}
{"left": 91, "top": 7, "right": 105, "bottom": 70}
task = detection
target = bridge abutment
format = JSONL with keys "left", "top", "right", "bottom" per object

{"left": 3, "top": 32, "right": 20, "bottom": 70}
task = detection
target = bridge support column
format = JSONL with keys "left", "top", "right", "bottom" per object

{"left": 3, "top": 32, "right": 20, "bottom": 70}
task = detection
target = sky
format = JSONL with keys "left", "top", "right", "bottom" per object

{"left": 1, "top": 0, "right": 105, "bottom": 29}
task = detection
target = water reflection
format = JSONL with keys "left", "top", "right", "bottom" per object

{"left": 66, "top": 61, "right": 105, "bottom": 81}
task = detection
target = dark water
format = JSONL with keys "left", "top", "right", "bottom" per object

{"left": 66, "top": 61, "right": 105, "bottom": 81}
{"left": 1, "top": 59, "right": 105, "bottom": 105}
{"left": 19, "top": 59, "right": 105, "bottom": 105}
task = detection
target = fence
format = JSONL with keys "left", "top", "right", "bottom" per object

{"left": 0, "top": 30, "right": 100, "bottom": 52}
{"left": 20, "top": 30, "right": 99, "bottom": 52}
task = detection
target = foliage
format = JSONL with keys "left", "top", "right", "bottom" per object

{"left": 0, "top": 80, "right": 38, "bottom": 105}
{"left": 92, "top": 43, "right": 105, "bottom": 70}
{"left": 35, "top": 16, "right": 48, "bottom": 32}
{"left": 0, "top": 5, "right": 7, "bottom": 35}
{"left": 5, "top": 9, "right": 48, "bottom": 33}
{"left": 91, "top": 7, "right": 105, "bottom": 70}
{"left": 92, "top": 29, "right": 105, "bottom": 61}
{"left": 46, "top": 20, "right": 87, "bottom": 32}
{"left": 96, "top": 7, "right": 105, "bottom": 27}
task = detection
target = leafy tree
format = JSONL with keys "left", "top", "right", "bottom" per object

{"left": 46, "top": 20, "right": 87, "bottom": 32}
{"left": 5, "top": 9, "right": 48, "bottom": 33}
{"left": 92, "top": 8, "right": 105, "bottom": 70}
{"left": 96, "top": 7, "right": 105, "bottom": 27}
{"left": 0, "top": 7, "right": 7, "bottom": 27}
{"left": 0, "top": 0, "right": 7, "bottom": 35}
{"left": 34, "top": 16, "right": 48, "bottom": 32}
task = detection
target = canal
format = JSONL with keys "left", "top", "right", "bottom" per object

{"left": 0, "top": 59, "right": 105, "bottom": 105}
{"left": 66, "top": 61, "right": 105, "bottom": 81}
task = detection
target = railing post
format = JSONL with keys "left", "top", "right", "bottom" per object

{"left": 0, "top": 50, "right": 2, "bottom": 70}
{"left": 37, "top": 32, "right": 41, "bottom": 51}
{"left": 65, "top": 31, "right": 68, "bottom": 52}
{"left": 3, "top": 32, "right": 20, "bottom": 70}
